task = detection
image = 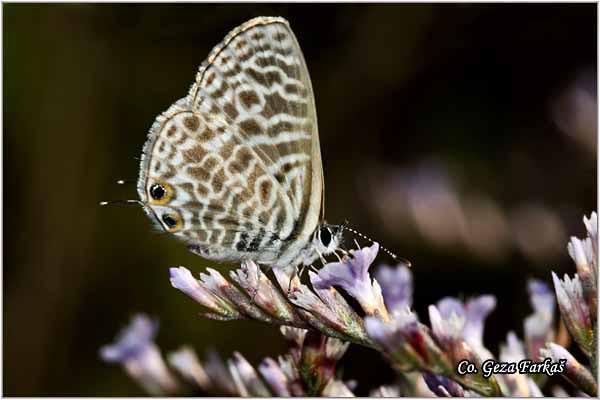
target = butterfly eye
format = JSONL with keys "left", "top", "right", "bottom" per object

{"left": 319, "top": 227, "right": 332, "bottom": 247}
{"left": 150, "top": 184, "right": 166, "bottom": 200}
{"left": 161, "top": 213, "right": 180, "bottom": 230}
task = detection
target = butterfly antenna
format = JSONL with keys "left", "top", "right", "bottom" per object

{"left": 116, "top": 179, "right": 136, "bottom": 185}
{"left": 342, "top": 223, "right": 412, "bottom": 267}
{"left": 99, "top": 199, "right": 144, "bottom": 206}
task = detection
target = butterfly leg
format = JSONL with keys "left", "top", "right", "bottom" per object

{"left": 307, "top": 264, "right": 319, "bottom": 273}
{"left": 332, "top": 250, "right": 343, "bottom": 262}
{"left": 315, "top": 249, "right": 327, "bottom": 266}
{"left": 338, "top": 246, "right": 349, "bottom": 257}
{"left": 248, "top": 261, "right": 263, "bottom": 303}
{"left": 286, "top": 272, "right": 295, "bottom": 297}
{"left": 286, "top": 265, "right": 304, "bottom": 297}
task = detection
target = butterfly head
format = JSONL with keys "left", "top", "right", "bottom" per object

{"left": 313, "top": 224, "right": 344, "bottom": 256}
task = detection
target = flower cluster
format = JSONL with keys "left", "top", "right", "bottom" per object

{"left": 101, "top": 315, "right": 353, "bottom": 396}
{"left": 99, "top": 315, "right": 178, "bottom": 395}
{"left": 496, "top": 279, "right": 555, "bottom": 396}
{"left": 540, "top": 212, "right": 598, "bottom": 396}
{"left": 101, "top": 213, "right": 598, "bottom": 397}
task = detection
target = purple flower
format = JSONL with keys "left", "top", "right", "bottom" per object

{"left": 100, "top": 314, "right": 178, "bottom": 395}
{"left": 199, "top": 268, "right": 232, "bottom": 294}
{"left": 498, "top": 332, "right": 543, "bottom": 396}
{"left": 523, "top": 279, "right": 555, "bottom": 360}
{"left": 375, "top": 263, "right": 413, "bottom": 315}
{"left": 297, "top": 331, "right": 349, "bottom": 394}
{"left": 365, "top": 310, "right": 451, "bottom": 373}
{"left": 276, "top": 354, "right": 301, "bottom": 387}
{"left": 527, "top": 279, "right": 555, "bottom": 318}
{"left": 169, "top": 266, "right": 205, "bottom": 302}
{"left": 280, "top": 326, "right": 307, "bottom": 349}
{"left": 228, "top": 352, "right": 270, "bottom": 396}
{"left": 258, "top": 358, "right": 291, "bottom": 396}
{"left": 429, "top": 301, "right": 482, "bottom": 377}
{"left": 230, "top": 260, "right": 302, "bottom": 324}
{"left": 567, "top": 213, "right": 598, "bottom": 331}
{"left": 169, "top": 267, "right": 238, "bottom": 318}
{"left": 567, "top": 235, "right": 597, "bottom": 317}
{"left": 541, "top": 343, "right": 597, "bottom": 396}
{"left": 283, "top": 266, "right": 377, "bottom": 345}
{"left": 428, "top": 304, "right": 464, "bottom": 345}
{"left": 462, "top": 296, "right": 496, "bottom": 349}
{"left": 499, "top": 332, "right": 526, "bottom": 363}
{"left": 583, "top": 212, "right": 597, "bottom": 243}
{"left": 287, "top": 283, "right": 348, "bottom": 333}
{"left": 100, "top": 314, "right": 158, "bottom": 363}
{"left": 540, "top": 342, "right": 574, "bottom": 364}
{"left": 307, "top": 271, "right": 368, "bottom": 336}
{"left": 167, "top": 346, "right": 210, "bottom": 390}
{"left": 312, "top": 243, "right": 389, "bottom": 319}
{"left": 431, "top": 295, "right": 496, "bottom": 359}
{"left": 199, "top": 268, "right": 276, "bottom": 323}
{"left": 551, "top": 272, "right": 593, "bottom": 358}
{"left": 568, "top": 237, "right": 595, "bottom": 276}
{"left": 365, "top": 310, "right": 420, "bottom": 354}
{"left": 169, "top": 267, "right": 217, "bottom": 309}
{"left": 429, "top": 303, "right": 500, "bottom": 391}
{"left": 325, "top": 337, "right": 350, "bottom": 362}
{"left": 523, "top": 313, "right": 551, "bottom": 361}
{"left": 422, "top": 372, "right": 465, "bottom": 397}
{"left": 202, "top": 350, "right": 237, "bottom": 394}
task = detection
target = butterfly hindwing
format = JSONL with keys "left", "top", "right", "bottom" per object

{"left": 139, "top": 101, "right": 291, "bottom": 263}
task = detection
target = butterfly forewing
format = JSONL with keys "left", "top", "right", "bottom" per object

{"left": 138, "top": 17, "right": 324, "bottom": 267}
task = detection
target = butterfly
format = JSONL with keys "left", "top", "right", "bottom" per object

{"left": 136, "top": 17, "right": 344, "bottom": 269}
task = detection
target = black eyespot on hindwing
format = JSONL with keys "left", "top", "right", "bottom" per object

{"left": 150, "top": 184, "right": 166, "bottom": 200}
{"left": 162, "top": 214, "right": 178, "bottom": 228}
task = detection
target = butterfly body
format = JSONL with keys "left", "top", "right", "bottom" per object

{"left": 137, "top": 17, "right": 342, "bottom": 269}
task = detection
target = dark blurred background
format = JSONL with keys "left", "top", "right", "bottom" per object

{"left": 4, "top": 3, "right": 596, "bottom": 396}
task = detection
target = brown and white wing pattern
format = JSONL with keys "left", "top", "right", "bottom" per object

{"left": 137, "top": 17, "right": 324, "bottom": 268}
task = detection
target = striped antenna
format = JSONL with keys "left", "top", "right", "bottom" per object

{"left": 100, "top": 199, "right": 144, "bottom": 206}
{"left": 341, "top": 223, "right": 412, "bottom": 267}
